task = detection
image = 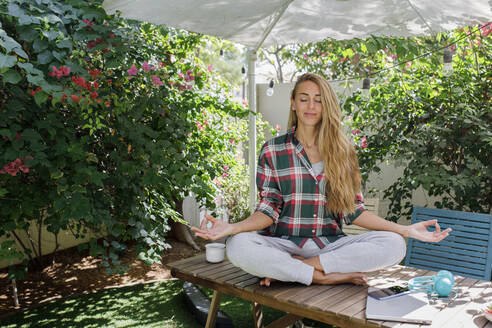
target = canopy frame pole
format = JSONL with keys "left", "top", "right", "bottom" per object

{"left": 254, "top": 0, "right": 294, "bottom": 50}
{"left": 248, "top": 0, "right": 293, "bottom": 212}
{"left": 247, "top": 49, "right": 257, "bottom": 213}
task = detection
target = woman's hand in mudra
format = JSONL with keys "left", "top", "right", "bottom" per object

{"left": 407, "top": 219, "right": 451, "bottom": 242}
{"left": 191, "top": 214, "right": 234, "bottom": 241}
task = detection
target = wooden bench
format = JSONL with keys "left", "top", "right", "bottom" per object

{"left": 342, "top": 197, "right": 379, "bottom": 236}
{"left": 168, "top": 253, "right": 492, "bottom": 328}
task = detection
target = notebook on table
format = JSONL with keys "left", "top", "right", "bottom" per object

{"left": 365, "top": 286, "right": 438, "bottom": 325}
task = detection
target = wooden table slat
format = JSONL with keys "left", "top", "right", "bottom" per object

{"left": 284, "top": 284, "right": 336, "bottom": 304}
{"left": 194, "top": 261, "right": 236, "bottom": 277}
{"left": 167, "top": 253, "right": 206, "bottom": 269}
{"left": 224, "top": 273, "right": 258, "bottom": 285}
{"left": 201, "top": 265, "right": 244, "bottom": 280}
{"left": 298, "top": 284, "right": 352, "bottom": 308}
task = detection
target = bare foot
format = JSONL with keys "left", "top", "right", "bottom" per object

{"left": 313, "top": 270, "right": 368, "bottom": 285}
{"left": 292, "top": 254, "right": 324, "bottom": 271}
{"left": 259, "top": 277, "right": 277, "bottom": 287}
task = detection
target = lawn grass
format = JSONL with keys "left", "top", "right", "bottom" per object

{"left": 0, "top": 280, "right": 336, "bottom": 327}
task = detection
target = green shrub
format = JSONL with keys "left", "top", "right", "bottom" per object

{"left": 0, "top": 0, "right": 249, "bottom": 277}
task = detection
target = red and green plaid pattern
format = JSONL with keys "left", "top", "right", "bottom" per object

{"left": 256, "top": 128, "right": 366, "bottom": 248}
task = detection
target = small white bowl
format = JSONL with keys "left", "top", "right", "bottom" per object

{"left": 205, "top": 243, "right": 226, "bottom": 263}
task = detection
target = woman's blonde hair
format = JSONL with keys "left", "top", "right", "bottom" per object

{"left": 288, "top": 73, "right": 361, "bottom": 215}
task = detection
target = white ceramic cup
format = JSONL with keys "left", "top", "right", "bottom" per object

{"left": 205, "top": 243, "right": 226, "bottom": 263}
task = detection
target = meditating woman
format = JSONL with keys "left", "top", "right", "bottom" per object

{"left": 192, "top": 73, "right": 451, "bottom": 286}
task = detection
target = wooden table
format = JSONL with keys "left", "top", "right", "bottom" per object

{"left": 168, "top": 254, "right": 492, "bottom": 328}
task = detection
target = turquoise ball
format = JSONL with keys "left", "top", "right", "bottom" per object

{"left": 436, "top": 270, "right": 454, "bottom": 285}
{"left": 435, "top": 277, "right": 453, "bottom": 296}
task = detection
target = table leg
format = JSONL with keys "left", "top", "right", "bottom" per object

{"left": 253, "top": 301, "right": 264, "bottom": 328}
{"left": 205, "top": 290, "right": 222, "bottom": 328}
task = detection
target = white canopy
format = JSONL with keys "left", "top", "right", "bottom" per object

{"left": 102, "top": 0, "right": 491, "bottom": 211}
{"left": 103, "top": 0, "right": 491, "bottom": 49}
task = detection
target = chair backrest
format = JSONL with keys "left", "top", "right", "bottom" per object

{"left": 405, "top": 206, "right": 492, "bottom": 280}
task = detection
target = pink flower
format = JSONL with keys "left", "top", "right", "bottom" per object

{"left": 321, "top": 53, "right": 326, "bottom": 57}
{"left": 229, "top": 138, "right": 235, "bottom": 144}
{"left": 207, "top": 65, "right": 213, "bottom": 72}
{"left": 223, "top": 165, "right": 229, "bottom": 171}
{"left": 89, "top": 69, "right": 101, "bottom": 77}
{"left": 19, "top": 165, "right": 29, "bottom": 173}
{"left": 14, "top": 132, "right": 22, "bottom": 141}
{"left": 60, "top": 66, "right": 70, "bottom": 76}
{"left": 71, "top": 94, "right": 82, "bottom": 102}
{"left": 222, "top": 172, "right": 229, "bottom": 178}
{"left": 213, "top": 177, "right": 221, "bottom": 185}
{"left": 242, "top": 99, "right": 248, "bottom": 106}
{"left": 185, "top": 74, "right": 194, "bottom": 82}
{"left": 50, "top": 66, "right": 65, "bottom": 79}
{"left": 303, "top": 53, "right": 309, "bottom": 60}
{"left": 82, "top": 19, "right": 94, "bottom": 27}
{"left": 215, "top": 196, "right": 222, "bottom": 203}
{"left": 178, "top": 73, "right": 185, "bottom": 78}
{"left": 340, "top": 57, "right": 348, "bottom": 63}
{"left": 360, "top": 136, "right": 368, "bottom": 149}
{"left": 351, "top": 128, "right": 360, "bottom": 135}
{"left": 142, "top": 61, "right": 152, "bottom": 72}
{"left": 179, "top": 84, "right": 192, "bottom": 91}
{"left": 151, "top": 75, "right": 163, "bottom": 86}
{"left": 0, "top": 158, "right": 30, "bottom": 176}
{"left": 275, "top": 124, "right": 281, "bottom": 131}
{"left": 127, "top": 64, "right": 138, "bottom": 76}
{"left": 196, "top": 122, "right": 205, "bottom": 131}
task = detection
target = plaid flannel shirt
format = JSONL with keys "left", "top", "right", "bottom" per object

{"left": 255, "top": 127, "right": 367, "bottom": 248}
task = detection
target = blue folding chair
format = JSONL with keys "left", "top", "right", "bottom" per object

{"left": 405, "top": 206, "right": 492, "bottom": 280}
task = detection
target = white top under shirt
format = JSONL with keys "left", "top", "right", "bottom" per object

{"left": 312, "top": 160, "right": 324, "bottom": 176}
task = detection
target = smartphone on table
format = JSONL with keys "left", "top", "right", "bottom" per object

{"left": 368, "top": 285, "right": 411, "bottom": 300}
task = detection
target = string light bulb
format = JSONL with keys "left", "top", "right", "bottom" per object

{"left": 241, "top": 65, "right": 246, "bottom": 76}
{"left": 266, "top": 80, "right": 275, "bottom": 96}
{"left": 361, "top": 78, "right": 371, "bottom": 100}
{"left": 219, "top": 49, "right": 224, "bottom": 56}
{"left": 442, "top": 48, "right": 453, "bottom": 77}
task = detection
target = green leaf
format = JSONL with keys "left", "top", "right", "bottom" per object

{"left": 56, "top": 39, "right": 72, "bottom": 50}
{"left": 0, "top": 129, "right": 12, "bottom": 140}
{"left": 18, "top": 28, "right": 38, "bottom": 42}
{"left": 37, "top": 50, "right": 54, "bottom": 65}
{"left": 0, "top": 29, "right": 28, "bottom": 58}
{"left": 27, "top": 74, "right": 44, "bottom": 84}
{"left": 34, "top": 91, "right": 48, "bottom": 106}
{"left": 33, "top": 38, "right": 49, "bottom": 53}
{"left": 0, "top": 54, "right": 17, "bottom": 70}
{"left": 52, "top": 51, "right": 65, "bottom": 62}
{"left": 0, "top": 188, "right": 7, "bottom": 196}
{"left": 22, "top": 129, "right": 42, "bottom": 142}
{"left": 18, "top": 14, "right": 40, "bottom": 26}
{"left": 50, "top": 170, "right": 64, "bottom": 179}
{"left": 2, "top": 69, "right": 22, "bottom": 84}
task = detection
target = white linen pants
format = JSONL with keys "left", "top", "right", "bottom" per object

{"left": 225, "top": 231, "right": 406, "bottom": 286}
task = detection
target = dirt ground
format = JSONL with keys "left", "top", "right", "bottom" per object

{"left": 0, "top": 238, "right": 209, "bottom": 317}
